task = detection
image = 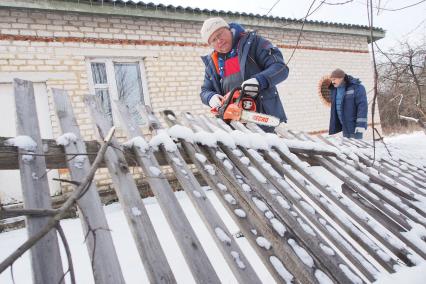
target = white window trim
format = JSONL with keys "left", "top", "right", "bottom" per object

{"left": 86, "top": 57, "right": 151, "bottom": 125}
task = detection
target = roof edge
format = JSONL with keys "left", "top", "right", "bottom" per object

{"left": 0, "top": 0, "right": 386, "bottom": 41}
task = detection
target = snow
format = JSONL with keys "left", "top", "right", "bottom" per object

{"left": 374, "top": 261, "right": 426, "bottom": 284}
{"left": 167, "top": 125, "right": 194, "bottom": 143}
{"left": 123, "top": 136, "right": 150, "bottom": 153}
{"left": 213, "top": 129, "right": 236, "bottom": 149}
{"left": 214, "top": 227, "right": 231, "bottom": 245}
{"left": 288, "top": 239, "right": 314, "bottom": 267}
{"left": 264, "top": 210, "right": 274, "bottom": 219}
{"left": 73, "top": 155, "right": 86, "bottom": 169}
{"left": 56, "top": 132, "right": 77, "bottom": 146}
{"left": 194, "top": 153, "right": 207, "bottom": 163}
{"left": 240, "top": 156, "right": 250, "bottom": 165}
{"left": 256, "top": 236, "right": 271, "bottom": 250}
{"left": 6, "top": 135, "right": 37, "bottom": 151}
{"left": 223, "top": 160, "right": 233, "bottom": 170}
{"left": 204, "top": 165, "right": 215, "bottom": 175}
{"left": 339, "top": 264, "right": 362, "bottom": 284}
{"left": 232, "top": 149, "right": 243, "bottom": 157}
{"left": 276, "top": 196, "right": 291, "bottom": 209}
{"left": 215, "top": 151, "right": 227, "bottom": 160}
{"left": 6, "top": 135, "right": 37, "bottom": 161}
{"left": 296, "top": 217, "right": 316, "bottom": 236}
{"left": 252, "top": 197, "right": 269, "bottom": 212}
{"left": 149, "top": 166, "right": 162, "bottom": 177}
{"left": 270, "top": 218, "right": 286, "bottom": 237}
{"left": 248, "top": 166, "right": 267, "bottom": 183}
{"left": 234, "top": 209, "right": 246, "bottom": 218}
{"left": 193, "top": 131, "right": 217, "bottom": 147}
{"left": 300, "top": 200, "right": 316, "bottom": 215}
{"left": 216, "top": 183, "right": 227, "bottom": 191}
{"left": 131, "top": 206, "right": 142, "bottom": 216}
{"left": 241, "top": 183, "right": 251, "bottom": 192}
{"left": 230, "top": 251, "right": 246, "bottom": 269}
{"left": 0, "top": 190, "right": 275, "bottom": 284}
{"left": 230, "top": 130, "right": 251, "bottom": 148}
{"left": 319, "top": 243, "right": 335, "bottom": 256}
{"left": 223, "top": 194, "right": 236, "bottom": 205}
{"left": 269, "top": 256, "right": 294, "bottom": 283}
{"left": 314, "top": 269, "right": 334, "bottom": 284}
{"left": 172, "top": 157, "right": 182, "bottom": 166}
{"left": 149, "top": 130, "right": 177, "bottom": 152}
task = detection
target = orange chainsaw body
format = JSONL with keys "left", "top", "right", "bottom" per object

{"left": 211, "top": 90, "right": 256, "bottom": 121}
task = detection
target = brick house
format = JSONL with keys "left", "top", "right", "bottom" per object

{"left": 0, "top": 0, "right": 385, "bottom": 202}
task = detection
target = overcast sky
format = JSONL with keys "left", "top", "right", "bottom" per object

{"left": 144, "top": 0, "right": 426, "bottom": 50}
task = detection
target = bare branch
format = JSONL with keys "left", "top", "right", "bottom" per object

{"left": 0, "top": 127, "right": 115, "bottom": 274}
{"left": 0, "top": 208, "right": 59, "bottom": 219}
{"left": 56, "top": 224, "right": 76, "bottom": 284}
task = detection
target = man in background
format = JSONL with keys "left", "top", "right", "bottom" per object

{"left": 329, "top": 68, "right": 368, "bottom": 139}
{"left": 199, "top": 17, "right": 289, "bottom": 132}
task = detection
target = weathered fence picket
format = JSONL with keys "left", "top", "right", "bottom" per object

{"left": 161, "top": 110, "right": 299, "bottom": 284}
{"left": 103, "top": 99, "right": 220, "bottom": 283}
{"left": 52, "top": 89, "right": 125, "bottom": 284}
{"left": 181, "top": 114, "right": 331, "bottom": 284}
{"left": 12, "top": 78, "right": 64, "bottom": 283}
{"left": 84, "top": 95, "right": 176, "bottom": 283}
{"left": 134, "top": 106, "right": 263, "bottom": 284}
{"left": 224, "top": 120, "right": 380, "bottom": 282}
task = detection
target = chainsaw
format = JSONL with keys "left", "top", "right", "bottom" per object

{"left": 210, "top": 84, "right": 280, "bottom": 127}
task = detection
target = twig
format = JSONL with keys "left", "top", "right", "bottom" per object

{"left": 368, "top": 0, "right": 379, "bottom": 165}
{"left": 53, "top": 178, "right": 81, "bottom": 186}
{"left": 0, "top": 126, "right": 115, "bottom": 274}
{"left": 0, "top": 208, "right": 60, "bottom": 219}
{"left": 372, "top": 128, "right": 392, "bottom": 156}
{"left": 56, "top": 224, "right": 76, "bottom": 284}
{"left": 375, "top": 0, "right": 426, "bottom": 11}
{"left": 286, "top": 0, "right": 318, "bottom": 64}
{"left": 265, "top": 0, "right": 280, "bottom": 16}
{"left": 10, "top": 264, "right": 15, "bottom": 284}
{"left": 0, "top": 152, "right": 98, "bottom": 157}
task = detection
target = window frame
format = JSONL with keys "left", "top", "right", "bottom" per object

{"left": 86, "top": 57, "right": 150, "bottom": 125}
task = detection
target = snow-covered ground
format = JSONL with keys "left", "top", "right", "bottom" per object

{"left": 0, "top": 189, "right": 275, "bottom": 284}
{"left": 0, "top": 132, "right": 425, "bottom": 283}
{"left": 378, "top": 131, "right": 426, "bottom": 169}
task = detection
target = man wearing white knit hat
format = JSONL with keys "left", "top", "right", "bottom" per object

{"left": 199, "top": 17, "right": 290, "bottom": 132}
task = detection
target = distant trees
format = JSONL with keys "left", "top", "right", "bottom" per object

{"left": 377, "top": 40, "right": 425, "bottom": 134}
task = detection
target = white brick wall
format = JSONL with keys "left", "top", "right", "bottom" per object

{"left": 0, "top": 6, "right": 380, "bottom": 135}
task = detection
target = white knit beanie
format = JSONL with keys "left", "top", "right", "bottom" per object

{"left": 200, "top": 17, "right": 229, "bottom": 44}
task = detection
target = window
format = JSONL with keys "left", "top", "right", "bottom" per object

{"left": 87, "top": 59, "right": 149, "bottom": 125}
{"left": 318, "top": 76, "right": 332, "bottom": 107}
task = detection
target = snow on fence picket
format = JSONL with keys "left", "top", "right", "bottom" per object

{"left": 1, "top": 81, "right": 425, "bottom": 284}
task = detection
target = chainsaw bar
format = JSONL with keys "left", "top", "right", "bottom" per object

{"left": 240, "top": 110, "right": 280, "bottom": 127}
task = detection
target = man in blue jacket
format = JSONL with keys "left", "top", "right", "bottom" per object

{"left": 329, "top": 68, "right": 368, "bottom": 139}
{"left": 199, "top": 17, "right": 289, "bottom": 132}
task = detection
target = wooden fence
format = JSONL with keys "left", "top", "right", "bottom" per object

{"left": 0, "top": 79, "right": 425, "bottom": 283}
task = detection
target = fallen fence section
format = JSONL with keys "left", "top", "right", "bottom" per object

{"left": 1, "top": 84, "right": 425, "bottom": 283}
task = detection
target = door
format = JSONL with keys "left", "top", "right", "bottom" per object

{"left": 0, "top": 82, "right": 60, "bottom": 204}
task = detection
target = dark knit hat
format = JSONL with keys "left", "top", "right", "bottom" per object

{"left": 330, "top": 68, "right": 345, "bottom": 78}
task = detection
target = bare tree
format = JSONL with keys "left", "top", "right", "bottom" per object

{"left": 376, "top": 40, "right": 426, "bottom": 134}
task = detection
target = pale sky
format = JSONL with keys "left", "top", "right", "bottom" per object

{"left": 144, "top": 0, "right": 426, "bottom": 50}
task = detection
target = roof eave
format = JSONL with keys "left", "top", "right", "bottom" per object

{"left": 0, "top": 0, "right": 385, "bottom": 40}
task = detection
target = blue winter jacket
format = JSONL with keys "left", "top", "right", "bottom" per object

{"left": 329, "top": 75, "right": 368, "bottom": 137}
{"left": 200, "top": 24, "right": 289, "bottom": 123}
